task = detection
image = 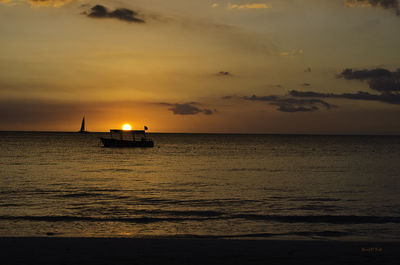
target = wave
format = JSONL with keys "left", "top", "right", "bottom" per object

{"left": 231, "top": 214, "right": 400, "bottom": 224}
{"left": 0, "top": 215, "right": 204, "bottom": 223}
{"left": 165, "top": 230, "right": 351, "bottom": 239}
{"left": 131, "top": 209, "right": 223, "bottom": 217}
{"left": 1, "top": 214, "right": 399, "bottom": 224}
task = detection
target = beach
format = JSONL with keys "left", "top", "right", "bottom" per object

{"left": 1, "top": 237, "right": 399, "bottom": 265}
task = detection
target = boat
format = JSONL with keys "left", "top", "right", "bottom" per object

{"left": 100, "top": 127, "right": 154, "bottom": 148}
{"left": 79, "top": 116, "right": 88, "bottom": 133}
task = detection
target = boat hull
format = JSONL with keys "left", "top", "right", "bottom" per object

{"left": 100, "top": 138, "right": 154, "bottom": 148}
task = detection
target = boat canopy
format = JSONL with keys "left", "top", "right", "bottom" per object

{"left": 110, "top": 129, "right": 146, "bottom": 133}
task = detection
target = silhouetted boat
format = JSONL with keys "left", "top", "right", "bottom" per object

{"left": 79, "top": 116, "right": 88, "bottom": 133}
{"left": 100, "top": 128, "right": 154, "bottom": 148}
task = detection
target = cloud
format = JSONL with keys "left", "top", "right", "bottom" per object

{"left": 203, "top": 109, "right": 213, "bottom": 115}
{"left": 86, "top": 5, "right": 145, "bottom": 23}
{"left": 221, "top": 95, "right": 234, "bottom": 99}
{"left": 338, "top": 68, "right": 393, "bottom": 80}
{"left": 301, "top": 83, "right": 311, "bottom": 87}
{"left": 1, "top": 0, "right": 75, "bottom": 7}
{"left": 344, "top": 0, "right": 399, "bottom": 15}
{"left": 279, "top": 49, "right": 304, "bottom": 57}
{"left": 159, "top": 103, "right": 215, "bottom": 115}
{"left": 305, "top": 67, "right": 312, "bottom": 73}
{"left": 287, "top": 66, "right": 400, "bottom": 106}
{"left": 290, "top": 90, "right": 400, "bottom": 104}
{"left": 338, "top": 68, "right": 400, "bottom": 92}
{"left": 216, "top": 71, "right": 232, "bottom": 77}
{"left": 242, "top": 95, "right": 333, "bottom": 112}
{"left": 369, "top": 77, "right": 400, "bottom": 92}
{"left": 344, "top": 0, "right": 398, "bottom": 9}
{"left": 228, "top": 3, "right": 269, "bottom": 9}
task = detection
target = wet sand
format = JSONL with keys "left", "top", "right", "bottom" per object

{"left": 1, "top": 237, "right": 399, "bottom": 265}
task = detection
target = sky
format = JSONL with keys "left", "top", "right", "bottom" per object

{"left": 1, "top": 0, "right": 400, "bottom": 134}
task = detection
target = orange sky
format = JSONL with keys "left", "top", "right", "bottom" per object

{"left": 1, "top": 0, "right": 400, "bottom": 134}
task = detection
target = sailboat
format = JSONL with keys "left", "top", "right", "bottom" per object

{"left": 79, "top": 116, "right": 87, "bottom": 133}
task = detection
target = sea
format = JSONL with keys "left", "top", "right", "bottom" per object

{"left": 1, "top": 132, "right": 399, "bottom": 241}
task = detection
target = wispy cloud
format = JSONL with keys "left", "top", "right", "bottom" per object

{"left": 290, "top": 90, "right": 400, "bottom": 105}
{"left": 228, "top": 3, "right": 269, "bottom": 9}
{"left": 158, "top": 102, "right": 215, "bottom": 115}
{"left": 279, "top": 49, "right": 304, "bottom": 57}
{"left": 240, "top": 95, "right": 333, "bottom": 113}
{"left": 344, "top": 0, "right": 399, "bottom": 15}
{"left": 1, "top": 0, "right": 76, "bottom": 7}
{"left": 216, "top": 71, "right": 232, "bottom": 77}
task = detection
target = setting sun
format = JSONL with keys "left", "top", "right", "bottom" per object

{"left": 122, "top": 124, "right": 132, "bottom": 131}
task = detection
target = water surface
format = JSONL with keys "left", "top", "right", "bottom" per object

{"left": 1, "top": 132, "right": 399, "bottom": 240}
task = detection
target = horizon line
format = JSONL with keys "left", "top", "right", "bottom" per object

{"left": 0, "top": 130, "right": 399, "bottom": 137}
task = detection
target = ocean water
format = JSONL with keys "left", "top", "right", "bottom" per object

{"left": 0, "top": 132, "right": 399, "bottom": 240}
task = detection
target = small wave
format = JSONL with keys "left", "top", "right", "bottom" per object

{"left": 0, "top": 215, "right": 213, "bottom": 223}
{"left": 232, "top": 214, "right": 400, "bottom": 224}
{"left": 169, "top": 230, "right": 351, "bottom": 239}
{"left": 229, "top": 168, "right": 267, "bottom": 172}
{"left": 290, "top": 197, "right": 341, "bottom": 202}
{"left": 81, "top": 168, "right": 136, "bottom": 173}
{"left": 132, "top": 209, "right": 224, "bottom": 217}
{"left": 58, "top": 192, "right": 107, "bottom": 198}
{"left": 0, "top": 203, "right": 26, "bottom": 207}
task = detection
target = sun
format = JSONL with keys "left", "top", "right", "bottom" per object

{"left": 122, "top": 124, "right": 132, "bottom": 131}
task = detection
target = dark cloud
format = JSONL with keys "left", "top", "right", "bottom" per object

{"left": 347, "top": 0, "right": 398, "bottom": 9}
{"left": 216, "top": 71, "right": 232, "bottom": 77}
{"left": 229, "top": 67, "right": 400, "bottom": 113}
{"left": 169, "top": 104, "right": 202, "bottom": 115}
{"left": 305, "top": 67, "right": 312, "bottom": 73}
{"left": 339, "top": 68, "right": 400, "bottom": 93}
{"left": 290, "top": 90, "right": 400, "bottom": 104}
{"left": 159, "top": 103, "right": 214, "bottom": 115}
{"left": 242, "top": 95, "right": 333, "bottom": 112}
{"left": 344, "top": 0, "right": 400, "bottom": 15}
{"left": 86, "top": 5, "right": 145, "bottom": 23}
{"left": 243, "top": 95, "right": 279, "bottom": 101}
{"left": 289, "top": 90, "right": 326, "bottom": 98}
{"left": 203, "top": 109, "right": 213, "bottom": 115}
{"left": 273, "top": 104, "right": 318, "bottom": 113}
{"left": 369, "top": 77, "right": 400, "bottom": 92}
{"left": 338, "top": 68, "right": 393, "bottom": 80}
{"left": 288, "top": 67, "right": 400, "bottom": 106}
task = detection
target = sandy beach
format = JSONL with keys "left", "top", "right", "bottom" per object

{"left": 1, "top": 237, "right": 399, "bottom": 265}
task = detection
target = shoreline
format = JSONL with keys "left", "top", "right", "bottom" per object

{"left": 2, "top": 237, "right": 399, "bottom": 264}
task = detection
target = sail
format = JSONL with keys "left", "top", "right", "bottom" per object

{"left": 80, "top": 117, "right": 85, "bottom": 132}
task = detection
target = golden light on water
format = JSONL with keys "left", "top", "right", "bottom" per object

{"left": 122, "top": 124, "right": 132, "bottom": 131}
